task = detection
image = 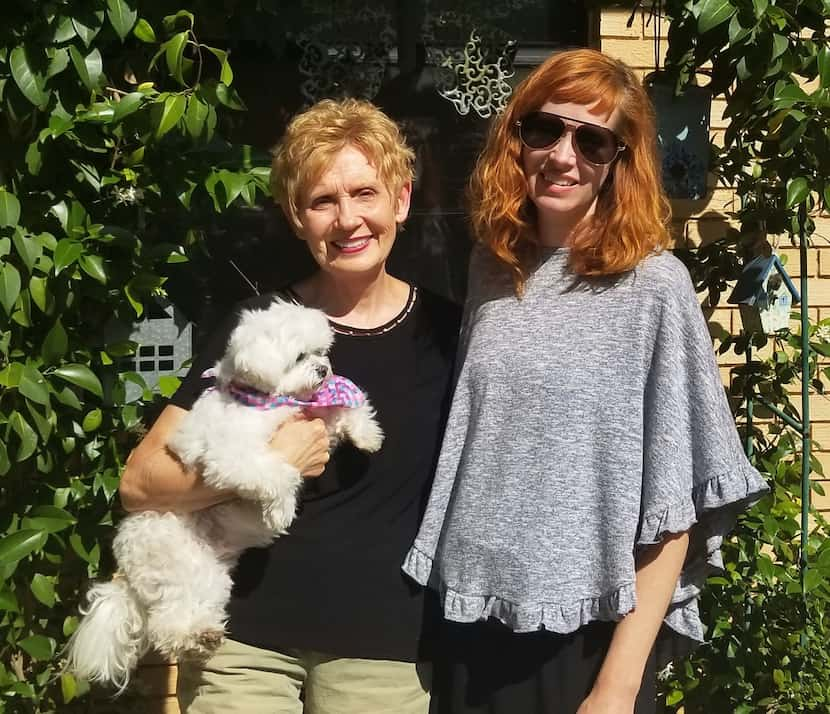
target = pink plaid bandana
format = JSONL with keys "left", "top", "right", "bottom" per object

{"left": 202, "top": 370, "right": 366, "bottom": 410}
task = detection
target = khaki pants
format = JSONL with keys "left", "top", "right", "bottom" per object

{"left": 177, "top": 638, "right": 431, "bottom": 714}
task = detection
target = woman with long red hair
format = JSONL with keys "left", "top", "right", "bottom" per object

{"left": 404, "top": 49, "right": 766, "bottom": 713}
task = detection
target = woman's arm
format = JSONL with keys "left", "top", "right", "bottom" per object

{"left": 577, "top": 530, "right": 690, "bottom": 714}
{"left": 119, "top": 404, "right": 330, "bottom": 512}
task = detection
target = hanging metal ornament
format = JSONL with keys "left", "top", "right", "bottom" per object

{"left": 421, "top": 10, "right": 517, "bottom": 119}
{"left": 433, "top": 29, "right": 516, "bottom": 118}
{"left": 296, "top": 5, "right": 395, "bottom": 105}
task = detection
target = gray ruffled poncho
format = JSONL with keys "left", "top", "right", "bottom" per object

{"left": 403, "top": 246, "right": 768, "bottom": 653}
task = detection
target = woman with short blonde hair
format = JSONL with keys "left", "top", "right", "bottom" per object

{"left": 122, "top": 98, "right": 459, "bottom": 714}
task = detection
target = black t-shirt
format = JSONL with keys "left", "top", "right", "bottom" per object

{"left": 169, "top": 285, "right": 460, "bottom": 661}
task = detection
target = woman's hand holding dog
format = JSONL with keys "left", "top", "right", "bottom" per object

{"left": 121, "top": 408, "right": 330, "bottom": 513}
{"left": 269, "top": 416, "right": 330, "bottom": 477}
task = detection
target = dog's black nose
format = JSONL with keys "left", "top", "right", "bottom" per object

{"left": 315, "top": 365, "right": 329, "bottom": 379}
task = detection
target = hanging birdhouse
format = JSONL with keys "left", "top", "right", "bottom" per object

{"left": 727, "top": 255, "right": 800, "bottom": 335}
{"left": 105, "top": 297, "right": 193, "bottom": 401}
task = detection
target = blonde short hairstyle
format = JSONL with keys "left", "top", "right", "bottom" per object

{"left": 271, "top": 98, "right": 415, "bottom": 229}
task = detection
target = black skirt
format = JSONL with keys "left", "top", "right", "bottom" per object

{"left": 429, "top": 619, "right": 657, "bottom": 714}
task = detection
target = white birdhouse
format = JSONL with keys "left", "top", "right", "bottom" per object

{"left": 727, "top": 255, "right": 800, "bottom": 335}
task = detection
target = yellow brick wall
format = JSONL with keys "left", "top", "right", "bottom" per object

{"left": 599, "top": 5, "right": 830, "bottom": 515}
{"left": 128, "top": 652, "right": 179, "bottom": 713}
{"left": 132, "top": 9, "right": 828, "bottom": 710}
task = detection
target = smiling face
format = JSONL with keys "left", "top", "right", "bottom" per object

{"left": 522, "top": 100, "right": 619, "bottom": 236}
{"left": 295, "top": 144, "right": 412, "bottom": 282}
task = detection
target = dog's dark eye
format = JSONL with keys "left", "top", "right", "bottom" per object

{"left": 295, "top": 352, "right": 307, "bottom": 364}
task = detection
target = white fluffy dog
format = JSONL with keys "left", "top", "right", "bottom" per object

{"left": 65, "top": 300, "right": 383, "bottom": 691}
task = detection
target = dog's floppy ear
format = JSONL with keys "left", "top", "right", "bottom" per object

{"left": 215, "top": 300, "right": 333, "bottom": 388}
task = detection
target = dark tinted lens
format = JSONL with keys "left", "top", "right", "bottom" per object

{"left": 519, "top": 114, "right": 566, "bottom": 149}
{"left": 574, "top": 125, "right": 617, "bottom": 164}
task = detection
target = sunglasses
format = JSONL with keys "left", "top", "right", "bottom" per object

{"left": 515, "top": 111, "right": 626, "bottom": 165}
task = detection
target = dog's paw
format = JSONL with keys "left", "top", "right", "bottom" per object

{"left": 196, "top": 629, "right": 225, "bottom": 654}
{"left": 262, "top": 497, "right": 297, "bottom": 533}
{"left": 350, "top": 418, "right": 384, "bottom": 453}
{"left": 174, "top": 630, "right": 225, "bottom": 662}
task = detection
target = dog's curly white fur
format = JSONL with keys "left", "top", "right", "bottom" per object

{"left": 65, "top": 301, "right": 383, "bottom": 692}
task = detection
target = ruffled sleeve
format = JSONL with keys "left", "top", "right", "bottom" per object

{"left": 638, "top": 259, "right": 768, "bottom": 645}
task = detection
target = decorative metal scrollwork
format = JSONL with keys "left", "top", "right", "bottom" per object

{"left": 296, "top": 5, "right": 395, "bottom": 105}
{"left": 422, "top": 9, "right": 517, "bottom": 118}
{"left": 433, "top": 30, "right": 515, "bottom": 118}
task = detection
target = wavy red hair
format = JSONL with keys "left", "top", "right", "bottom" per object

{"left": 468, "top": 49, "right": 671, "bottom": 295}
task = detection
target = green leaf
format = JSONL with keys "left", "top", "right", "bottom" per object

{"left": 30, "top": 574, "right": 56, "bottom": 607}
{"left": 786, "top": 177, "right": 810, "bottom": 208}
{"left": 12, "top": 286, "right": 32, "bottom": 327}
{"left": 42, "top": 320, "right": 68, "bottom": 364}
{"left": 133, "top": 18, "right": 156, "bottom": 42}
{"left": 0, "top": 361, "right": 23, "bottom": 387}
{"left": 10, "top": 46, "right": 48, "bottom": 107}
{"left": 52, "top": 363, "right": 103, "bottom": 397}
{"left": 0, "top": 530, "right": 46, "bottom": 566}
{"left": 155, "top": 94, "right": 186, "bottom": 138}
{"left": 19, "top": 365, "right": 49, "bottom": 405}
{"left": 79, "top": 254, "right": 107, "bottom": 283}
{"left": 0, "top": 237, "right": 10, "bottom": 258}
{"left": 727, "top": 13, "right": 751, "bottom": 45}
{"left": 25, "top": 141, "right": 42, "bottom": 174}
{"left": 0, "top": 263, "right": 21, "bottom": 315}
{"left": 163, "top": 10, "right": 195, "bottom": 31}
{"left": 165, "top": 32, "right": 188, "bottom": 85}
{"left": 53, "top": 16, "right": 77, "bottom": 43}
{"left": 804, "top": 568, "right": 822, "bottom": 592}
{"left": 61, "top": 200, "right": 88, "bottom": 234}
{"left": 0, "top": 188, "right": 21, "bottom": 227}
{"left": 0, "top": 439, "right": 9, "bottom": 475}
{"left": 112, "top": 91, "right": 143, "bottom": 123}
{"left": 69, "top": 46, "right": 103, "bottom": 92}
{"left": 23, "top": 506, "right": 76, "bottom": 534}
{"left": 82, "top": 408, "right": 102, "bottom": 432}
{"left": 219, "top": 170, "right": 248, "bottom": 206}
{"left": 206, "top": 46, "right": 234, "bottom": 84}
{"left": 53, "top": 239, "right": 83, "bottom": 274}
{"left": 772, "top": 668, "right": 785, "bottom": 687}
{"left": 107, "top": 0, "right": 138, "bottom": 41}
{"left": 158, "top": 375, "right": 181, "bottom": 397}
{"left": 69, "top": 533, "right": 100, "bottom": 566}
{"left": 72, "top": 11, "right": 105, "bottom": 47}
{"left": 25, "top": 401, "right": 53, "bottom": 441}
{"left": 53, "top": 385, "right": 82, "bottom": 410}
{"left": 29, "top": 275, "right": 50, "bottom": 313}
{"left": 215, "top": 82, "right": 246, "bottom": 110}
{"left": 752, "top": 0, "right": 768, "bottom": 17}
{"left": 18, "top": 635, "right": 56, "bottom": 661}
{"left": 12, "top": 229, "right": 43, "bottom": 272}
{"left": 819, "top": 46, "right": 830, "bottom": 89}
{"left": 10, "top": 410, "right": 38, "bottom": 460}
{"left": 184, "top": 95, "right": 209, "bottom": 139}
{"left": 772, "top": 82, "right": 808, "bottom": 107}
{"left": 771, "top": 34, "right": 788, "bottom": 61}
{"left": 46, "top": 47, "right": 70, "bottom": 79}
{"left": 779, "top": 121, "right": 806, "bottom": 154}
{"left": 0, "top": 586, "right": 19, "bottom": 612}
{"left": 698, "top": 0, "right": 737, "bottom": 33}
{"left": 61, "top": 673, "right": 78, "bottom": 704}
